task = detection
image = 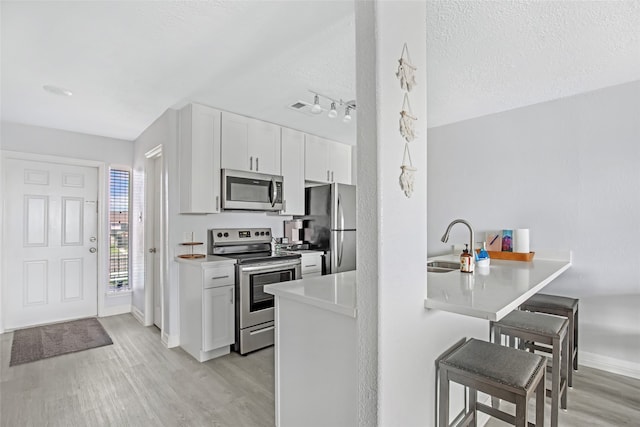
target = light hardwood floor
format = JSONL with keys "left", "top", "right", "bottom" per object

{"left": 2, "top": 314, "right": 639, "bottom": 426}
{"left": 1, "top": 314, "right": 275, "bottom": 427}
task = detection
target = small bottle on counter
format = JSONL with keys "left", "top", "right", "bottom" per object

{"left": 460, "top": 244, "right": 474, "bottom": 273}
{"left": 476, "top": 242, "right": 490, "bottom": 268}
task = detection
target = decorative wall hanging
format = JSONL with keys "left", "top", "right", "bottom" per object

{"left": 399, "top": 143, "right": 416, "bottom": 198}
{"left": 399, "top": 93, "right": 417, "bottom": 142}
{"left": 396, "top": 43, "right": 417, "bottom": 92}
{"left": 396, "top": 42, "right": 419, "bottom": 199}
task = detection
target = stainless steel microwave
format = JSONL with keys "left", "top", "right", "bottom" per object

{"left": 221, "top": 169, "right": 283, "bottom": 211}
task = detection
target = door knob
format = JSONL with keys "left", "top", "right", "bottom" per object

{"left": 89, "top": 247, "right": 97, "bottom": 253}
{"left": 149, "top": 248, "right": 157, "bottom": 253}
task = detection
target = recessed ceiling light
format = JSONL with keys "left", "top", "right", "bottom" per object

{"left": 43, "top": 85, "right": 73, "bottom": 97}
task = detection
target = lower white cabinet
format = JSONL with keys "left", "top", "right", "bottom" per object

{"left": 178, "top": 259, "right": 236, "bottom": 362}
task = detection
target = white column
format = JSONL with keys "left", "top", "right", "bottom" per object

{"left": 355, "top": 1, "right": 429, "bottom": 426}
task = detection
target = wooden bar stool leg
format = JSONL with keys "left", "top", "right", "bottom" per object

{"left": 439, "top": 366, "right": 449, "bottom": 427}
{"left": 515, "top": 395, "right": 527, "bottom": 427}
{"left": 551, "top": 336, "right": 561, "bottom": 427}
{"left": 536, "top": 368, "right": 546, "bottom": 427}
{"left": 567, "top": 312, "right": 574, "bottom": 387}
{"left": 574, "top": 308, "right": 579, "bottom": 371}
{"left": 562, "top": 332, "right": 569, "bottom": 410}
{"left": 469, "top": 387, "right": 478, "bottom": 427}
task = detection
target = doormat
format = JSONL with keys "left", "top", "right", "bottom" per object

{"left": 10, "top": 317, "right": 113, "bottom": 366}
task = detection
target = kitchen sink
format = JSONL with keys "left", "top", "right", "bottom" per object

{"left": 427, "top": 260, "right": 459, "bottom": 273}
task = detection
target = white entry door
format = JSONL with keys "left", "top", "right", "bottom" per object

{"left": 3, "top": 158, "right": 99, "bottom": 329}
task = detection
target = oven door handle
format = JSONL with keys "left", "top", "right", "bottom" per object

{"left": 249, "top": 326, "right": 275, "bottom": 335}
{"left": 238, "top": 260, "right": 301, "bottom": 273}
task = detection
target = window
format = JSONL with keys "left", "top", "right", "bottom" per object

{"left": 109, "top": 168, "right": 130, "bottom": 292}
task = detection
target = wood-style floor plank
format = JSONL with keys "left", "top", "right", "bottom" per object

{"left": 2, "top": 313, "right": 639, "bottom": 426}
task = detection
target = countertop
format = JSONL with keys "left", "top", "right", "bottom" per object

{"left": 424, "top": 250, "right": 572, "bottom": 321}
{"left": 174, "top": 255, "right": 236, "bottom": 266}
{"left": 264, "top": 270, "right": 357, "bottom": 318}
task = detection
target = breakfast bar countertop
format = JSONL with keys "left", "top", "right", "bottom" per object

{"left": 424, "top": 250, "right": 572, "bottom": 321}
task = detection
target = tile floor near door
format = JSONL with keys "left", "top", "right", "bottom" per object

{"left": 0, "top": 314, "right": 275, "bottom": 427}
{"left": 2, "top": 313, "right": 639, "bottom": 426}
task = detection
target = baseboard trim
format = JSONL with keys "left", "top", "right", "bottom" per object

{"left": 162, "top": 331, "right": 180, "bottom": 349}
{"left": 131, "top": 306, "right": 145, "bottom": 325}
{"left": 580, "top": 351, "right": 640, "bottom": 380}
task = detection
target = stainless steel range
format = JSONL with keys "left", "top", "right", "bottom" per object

{"left": 208, "top": 228, "right": 301, "bottom": 355}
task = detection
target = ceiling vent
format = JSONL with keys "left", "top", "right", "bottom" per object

{"left": 287, "top": 100, "right": 324, "bottom": 116}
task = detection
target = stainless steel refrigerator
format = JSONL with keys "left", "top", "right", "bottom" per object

{"left": 295, "top": 183, "right": 356, "bottom": 274}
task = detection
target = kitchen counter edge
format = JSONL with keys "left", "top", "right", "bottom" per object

{"left": 264, "top": 270, "right": 357, "bottom": 318}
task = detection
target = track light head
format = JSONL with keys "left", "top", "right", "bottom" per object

{"left": 343, "top": 106, "right": 352, "bottom": 123}
{"left": 328, "top": 102, "right": 338, "bottom": 118}
{"left": 311, "top": 94, "right": 323, "bottom": 114}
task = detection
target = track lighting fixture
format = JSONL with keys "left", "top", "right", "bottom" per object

{"left": 306, "top": 90, "right": 356, "bottom": 123}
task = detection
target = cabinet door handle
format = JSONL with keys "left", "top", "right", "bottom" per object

{"left": 212, "top": 275, "right": 230, "bottom": 280}
{"left": 229, "top": 288, "right": 234, "bottom": 304}
{"left": 283, "top": 200, "right": 287, "bottom": 212}
{"left": 305, "top": 264, "right": 317, "bottom": 268}
{"left": 327, "top": 170, "right": 330, "bottom": 181}
{"left": 256, "top": 157, "right": 259, "bottom": 171}
{"left": 331, "top": 171, "right": 334, "bottom": 182}
{"left": 250, "top": 156, "right": 253, "bottom": 170}
{"left": 216, "top": 195, "right": 219, "bottom": 211}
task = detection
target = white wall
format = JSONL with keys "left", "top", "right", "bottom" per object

{"left": 428, "top": 81, "right": 640, "bottom": 377}
{"left": 0, "top": 121, "right": 134, "bottom": 317}
{"left": 355, "top": 3, "right": 489, "bottom": 426}
{"left": 132, "top": 108, "right": 291, "bottom": 343}
{"left": 1, "top": 122, "right": 132, "bottom": 165}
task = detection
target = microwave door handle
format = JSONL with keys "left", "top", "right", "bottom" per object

{"left": 270, "top": 177, "right": 277, "bottom": 207}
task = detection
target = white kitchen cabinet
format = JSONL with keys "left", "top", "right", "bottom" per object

{"left": 203, "top": 285, "right": 235, "bottom": 351}
{"left": 300, "top": 251, "right": 323, "bottom": 277}
{"left": 304, "top": 134, "right": 352, "bottom": 184}
{"left": 221, "top": 111, "right": 281, "bottom": 175}
{"left": 280, "top": 127, "right": 305, "bottom": 216}
{"left": 178, "top": 260, "right": 236, "bottom": 362}
{"left": 178, "top": 103, "right": 222, "bottom": 214}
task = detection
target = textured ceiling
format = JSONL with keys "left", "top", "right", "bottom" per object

{"left": 426, "top": 0, "right": 640, "bottom": 127}
{"left": 1, "top": 1, "right": 639, "bottom": 144}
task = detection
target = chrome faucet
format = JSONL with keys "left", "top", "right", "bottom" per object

{"left": 441, "top": 219, "right": 475, "bottom": 258}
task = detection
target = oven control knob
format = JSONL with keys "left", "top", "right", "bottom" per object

{"left": 224, "top": 232, "right": 229, "bottom": 237}
{"left": 266, "top": 231, "right": 270, "bottom": 236}
{"left": 217, "top": 232, "right": 223, "bottom": 238}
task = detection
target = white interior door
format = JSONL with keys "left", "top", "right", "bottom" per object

{"left": 151, "top": 156, "right": 162, "bottom": 328}
{"left": 3, "top": 159, "right": 99, "bottom": 329}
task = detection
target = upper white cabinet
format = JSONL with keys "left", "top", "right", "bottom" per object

{"left": 304, "top": 134, "right": 352, "bottom": 184}
{"left": 221, "top": 111, "right": 281, "bottom": 175}
{"left": 280, "top": 128, "right": 305, "bottom": 215}
{"left": 178, "top": 103, "right": 222, "bottom": 214}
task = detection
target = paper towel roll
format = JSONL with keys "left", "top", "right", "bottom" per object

{"left": 513, "top": 229, "right": 530, "bottom": 253}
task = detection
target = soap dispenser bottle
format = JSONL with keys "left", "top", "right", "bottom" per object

{"left": 460, "top": 244, "right": 474, "bottom": 273}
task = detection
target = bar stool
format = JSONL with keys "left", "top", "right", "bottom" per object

{"left": 439, "top": 338, "right": 546, "bottom": 427}
{"left": 520, "top": 293, "right": 579, "bottom": 387}
{"left": 491, "top": 311, "right": 569, "bottom": 427}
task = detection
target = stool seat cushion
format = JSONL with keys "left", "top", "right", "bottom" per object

{"left": 497, "top": 310, "right": 567, "bottom": 337}
{"left": 523, "top": 293, "right": 578, "bottom": 310}
{"left": 441, "top": 339, "right": 545, "bottom": 389}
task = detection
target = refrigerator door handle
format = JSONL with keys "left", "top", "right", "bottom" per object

{"left": 338, "top": 230, "right": 344, "bottom": 267}
{"left": 338, "top": 193, "right": 344, "bottom": 230}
